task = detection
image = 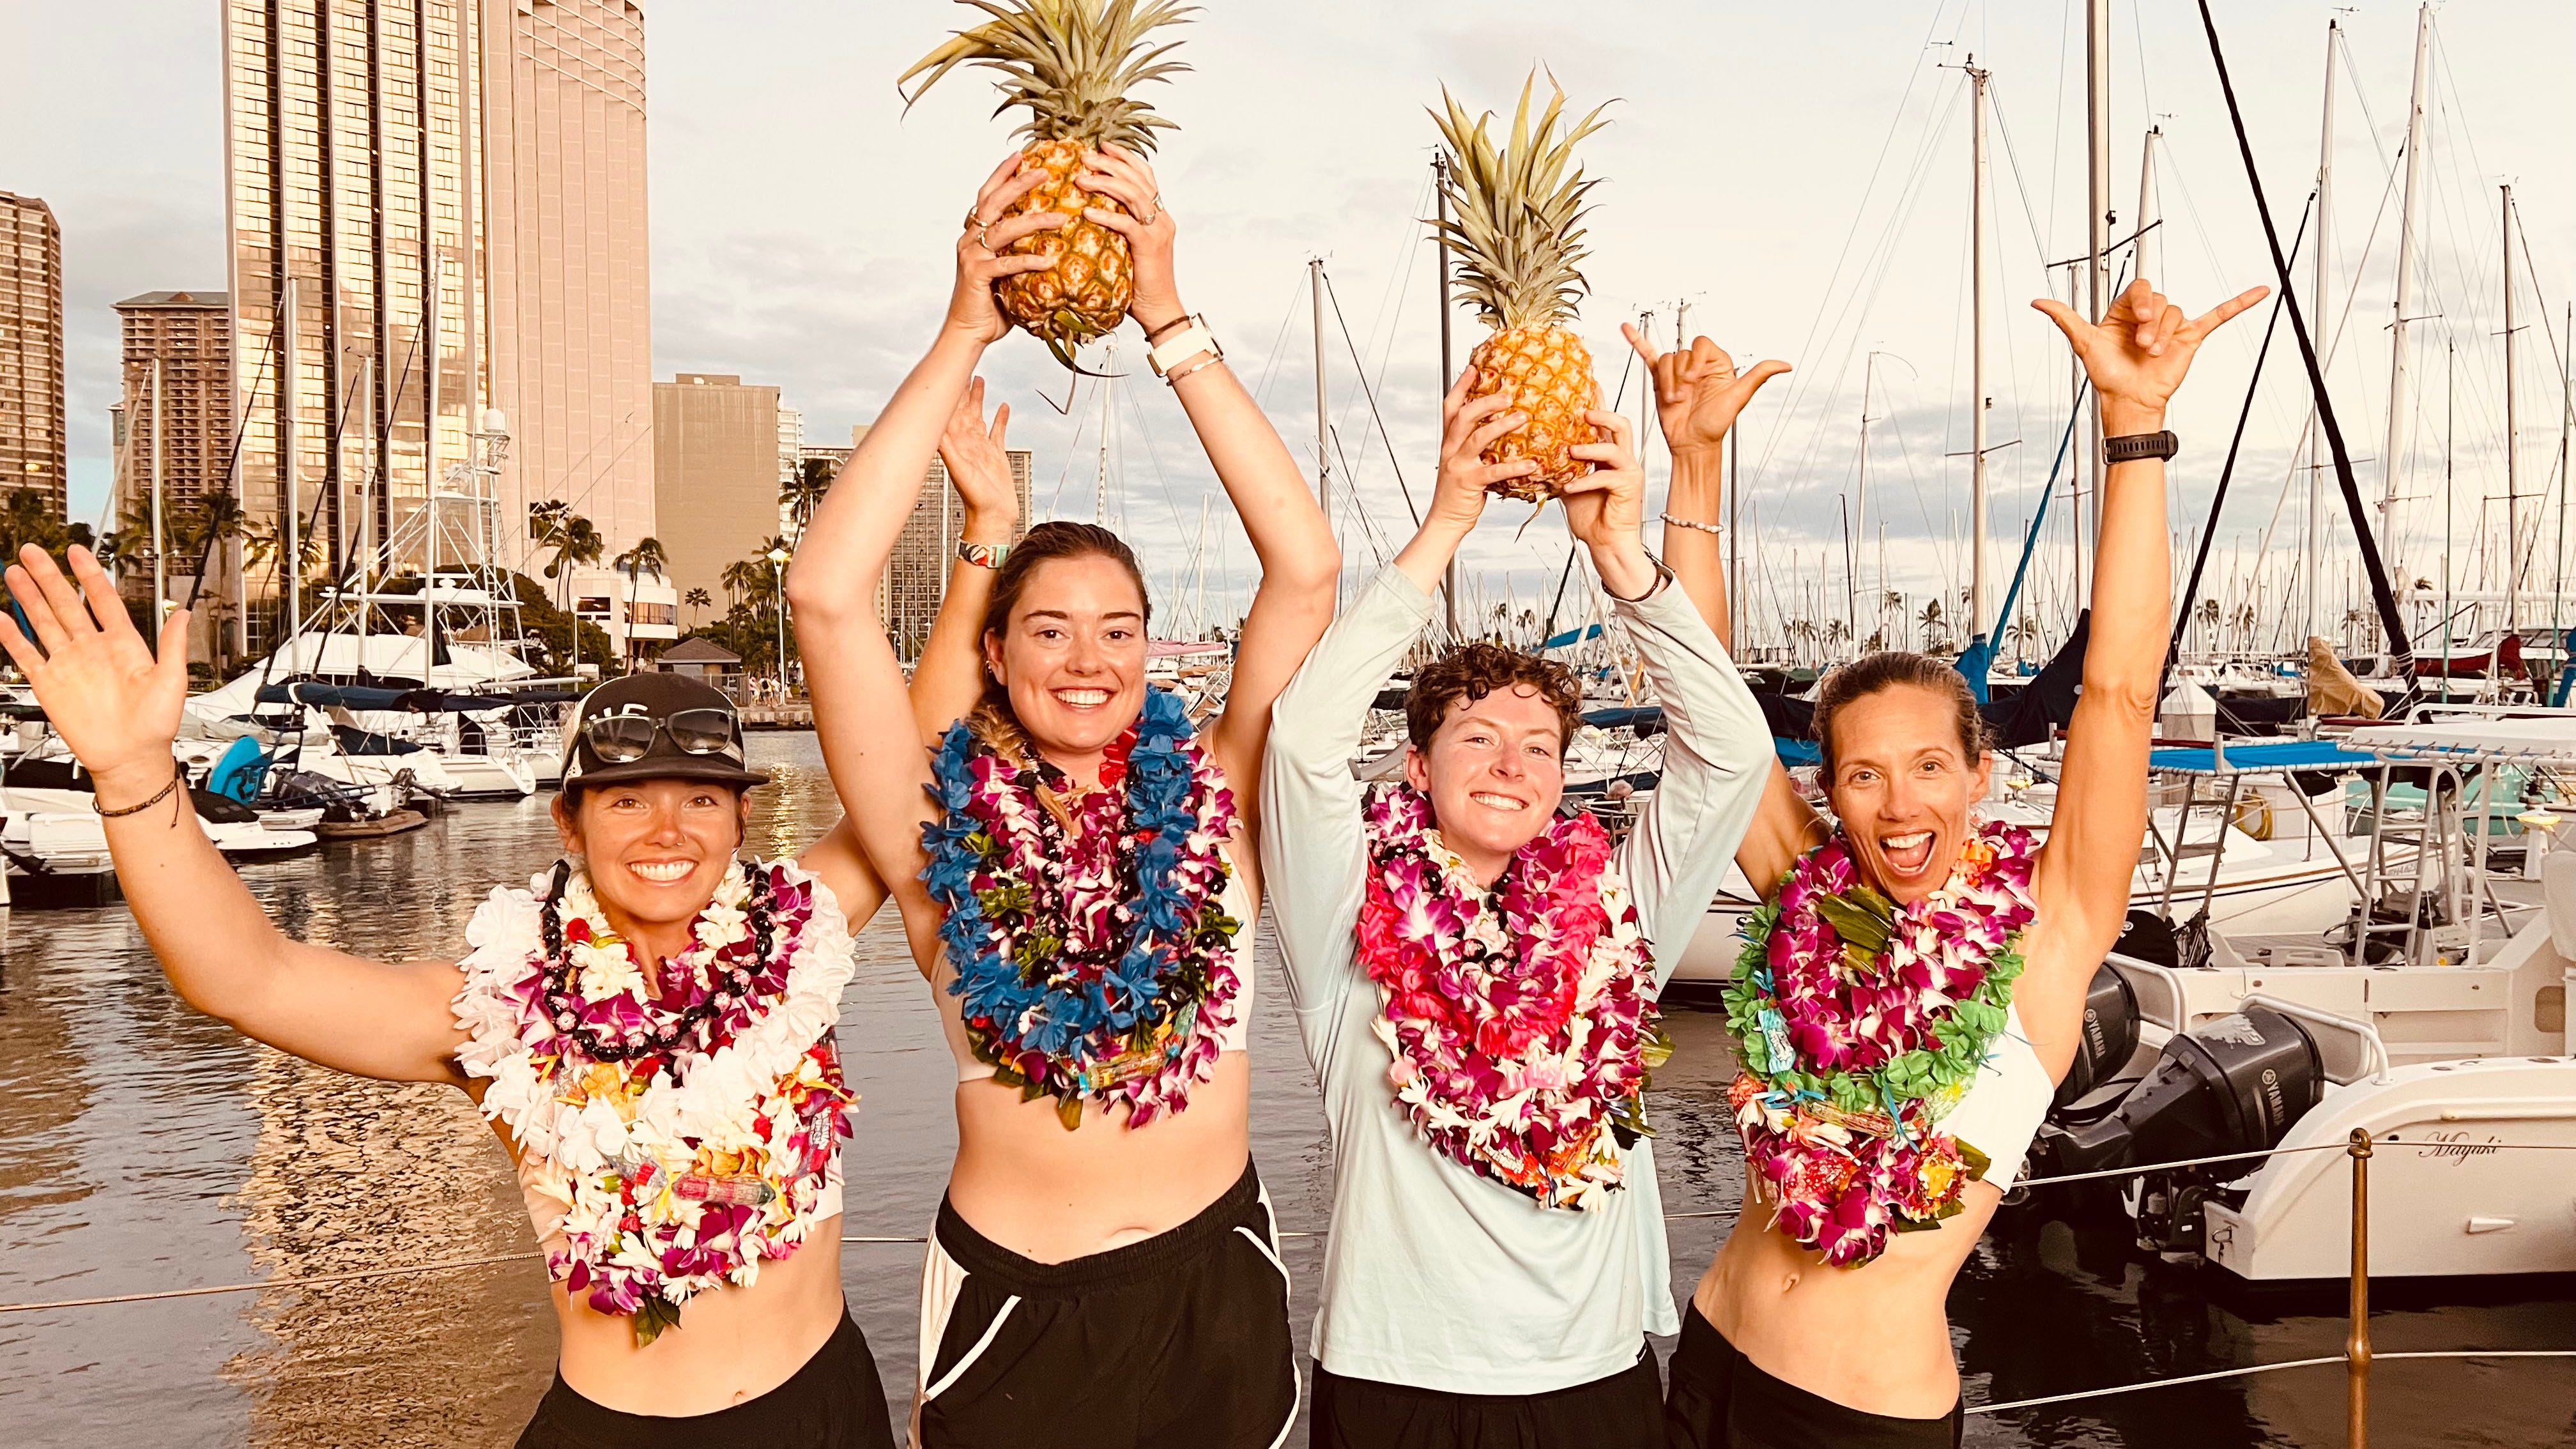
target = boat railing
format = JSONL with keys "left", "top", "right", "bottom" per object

{"left": 8, "top": 1134, "right": 2573, "bottom": 1444}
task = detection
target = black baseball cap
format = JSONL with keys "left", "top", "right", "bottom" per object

{"left": 560, "top": 673, "right": 770, "bottom": 793}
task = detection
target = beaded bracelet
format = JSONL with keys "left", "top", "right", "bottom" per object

{"left": 1660, "top": 513, "right": 1724, "bottom": 536}
{"left": 95, "top": 772, "right": 181, "bottom": 820}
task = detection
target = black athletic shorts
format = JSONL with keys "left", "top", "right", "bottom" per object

{"left": 515, "top": 1306, "right": 898, "bottom": 1449}
{"left": 913, "top": 1159, "right": 1298, "bottom": 1448}
{"left": 1664, "top": 1303, "right": 1962, "bottom": 1449}
{"left": 1307, "top": 1344, "right": 1662, "bottom": 1449}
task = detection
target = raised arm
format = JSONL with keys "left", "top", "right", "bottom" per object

{"left": 788, "top": 155, "right": 1061, "bottom": 950}
{"left": 910, "top": 378, "right": 1019, "bottom": 744}
{"left": 2028, "top": 277, "right": 2266, "bottom": 959}
{"left": 1072, "top": 147, "right": 1339, "bottom": 820}
{"left": 1624, "top": 323, "right": 1820, "bottom": 899}
{"left": 1, "top": 547, "right": 466, "bottom": 1084}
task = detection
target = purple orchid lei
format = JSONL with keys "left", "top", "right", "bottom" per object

{"left": 1358, "top": 783, "right": 1664, "bottom": 1211}
{"left": 1722, "top": 820, "right": 2038, "bottom": 1266}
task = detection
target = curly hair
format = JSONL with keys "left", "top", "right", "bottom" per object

{"left": 1404, "top": 642, "right": 1585, "bottom": 752}
{"left": 1810, "top": 651, "right": 1986, "bottom": 783}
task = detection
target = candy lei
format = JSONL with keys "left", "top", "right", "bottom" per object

{"left": 921, "top": 686, "right": 1243, "bottom": 1130}
{"left": 452, "top": 856, "right": 856, "bottom": 1344}
{"left": 1723, "top": 821, "right": 2038, "bottom": 1267}
{"left": 1357, "top": 784, "right": 1666, "bottom": 1211}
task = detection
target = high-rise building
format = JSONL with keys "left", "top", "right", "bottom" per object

{"left": 114, "top": 291, "right": 236, "bottom": 520}
{"left": 113, "top": 291, "right": 236, "bottom": 631}
{"left": 654, "top": 373, "right": 782, "bottom": 623}
{"left": 854, "top": 422, "right": 1032, "bottom": 661}
{"left": 480, "top": 0, "right": 654, "bottom": 575}
{"left": 221, "top": 0, "right": 653, "bottom": 651}
{"left": 0, "top": 192, "right": 66, "bottom": 514}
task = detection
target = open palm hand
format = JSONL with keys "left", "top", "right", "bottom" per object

{"left": 939, "top": 377, "right": 1020, "bottom": 529}
{"left": 0, "top": 545, "right": 188, "bottom": 788}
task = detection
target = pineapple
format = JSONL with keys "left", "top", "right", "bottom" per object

{"left": 901, "top": 0, "right": 1193, "bottom": 370}
{"left": 1431, "top": 76, "right": 1614, "bottom": 500}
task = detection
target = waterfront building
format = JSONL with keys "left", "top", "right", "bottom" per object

{"left": 221, "top": 0, "right": 654, "bottom": 652}
{"left": 0, "top": 191, "right": 66, "bottom": 515}
{"left": 564, "top": 561, "right": 677, "bottom": 676}
{"left": 852, "top": 421, "right": 1031, "bottom": 662}
{"left": 653, "top": 372, "right": 783, "bottom": 624}
{"left": 112, "top": 291, "right": 237, "bottom": 653}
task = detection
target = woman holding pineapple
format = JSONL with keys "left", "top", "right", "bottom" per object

{"left": 792, "top": 121, "right": 1338, "bottom": 1449}
{"left": 1637, "top": 277, "right": 2264, "bottom": 1448}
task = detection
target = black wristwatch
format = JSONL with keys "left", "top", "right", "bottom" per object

{"left": 2103, "top": 430, "right": 2179, "bottom": 464}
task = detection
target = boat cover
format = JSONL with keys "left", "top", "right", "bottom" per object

{"left": 2147, "top": 740, "right": 2383, "bottom": 776}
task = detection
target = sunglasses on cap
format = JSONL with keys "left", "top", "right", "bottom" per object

{"left": 579, "top": 707, "right": 742, "bottom": 763}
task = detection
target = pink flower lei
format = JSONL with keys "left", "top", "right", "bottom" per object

{"left": 452, "top": 857, "right": 857, "bottom": 1345}
{"left": 1722, "top": 820, "right": 2039, "bottom": 1266}
{"left": 1357, "top": 783, "right": 1665, "bottom": 1211}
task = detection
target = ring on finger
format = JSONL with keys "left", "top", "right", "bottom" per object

{"left": 977, "top": 222, "right": 995, "bottom": 253}
{"left": 1137, "top": 195, "right": 1163, "bottom": 226}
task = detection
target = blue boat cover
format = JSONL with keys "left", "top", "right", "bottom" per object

{"left": 2147, "top": 740, "right": 2380, "bottom": 776}
{"left": 208, "top": 735, "right": 271, "bottom": 802}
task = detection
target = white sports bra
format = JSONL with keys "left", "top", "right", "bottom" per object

{"left": 1936, "top": 1000, "right": 2053, "bottom": 1192}
{"left": 940, "top": 848, "right": 1258, "bottom": 1083}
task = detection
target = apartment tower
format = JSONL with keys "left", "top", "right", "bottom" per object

{"left": 220, "top": 0, "right": 652, "bottom": 650}
{"left": 114, "top": 291, "right": 237, "bottom": 627}
{"left": 853, "top": 421, "right": 1032, "bottom": 662}
{"left": 0, "top": 192, "right": 67, "bottom": 514}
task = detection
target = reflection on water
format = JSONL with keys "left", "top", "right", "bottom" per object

{"left": 0, "top": 733, "right": 2566, "bottom": 1446}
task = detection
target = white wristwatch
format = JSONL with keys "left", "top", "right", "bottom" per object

{"left": 1146, "top": 316, "right": 1223, "bottom": 379}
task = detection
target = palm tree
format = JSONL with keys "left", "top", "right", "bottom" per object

{"left": 780, "top": 457, "right": 835, "bottom": 541}
{"left": 181, "top": 492, "right": 249, "bottom": 611}
{"left": 2196, "top": 597, "right": 2221, "bottom": 648}
{"left": 612, "top": 536, "right": 668, "bottom": 670}
{"left": 2007, "top": 612, "right": 2044, "bottom": 665}
{"left": 1824, "top": 618, "right": 1851, "bottom": 658}
{"left": 540, "top": 514, "right": 604, "bottom": 615}
{"left": 684, "top": 586, "right": 712, "bottom": 629}
{"left": 1917, "top": 597, "right": 1947, "bottom": 649}
{"left": 721, "top": 557, "right": 764, "bottom": 611}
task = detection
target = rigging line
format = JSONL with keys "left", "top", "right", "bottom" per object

{"left": 1248, "top": 269, "right": 1305, "bottom": 411}
{"left": 1742, "top": 10, "right": 1962, "bottom": 488}
{"left": 2193, "top": 0, "right": 2411, "bottom": 673}
{"left": 1319, "top": 268, "right": 1423, "bottom": 528}
{"left": 1043, "top": 378, "right": 1095, "bottom": 516}
{"left": 1116, "top": 378, "right": 1193, "bottom": 556}
{"left": 1330, "top": 169, "right": 1434, "bottom": 454}
{"left": 2170, "top": 201, "right": 2310, "bottom": 668}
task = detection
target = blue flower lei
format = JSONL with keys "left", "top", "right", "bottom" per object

{"left": 921, "top": 687, "right": 1243, "bottom": 1130}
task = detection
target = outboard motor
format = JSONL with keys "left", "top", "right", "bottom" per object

{"left": 2048, "top": 1005, "right": 2326, "bottom": 1257}
{"left": 2051, "top": 961, "right": 2142, "bottom": 1116}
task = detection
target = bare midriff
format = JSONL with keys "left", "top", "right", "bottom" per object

{"left": 1692, "top": 1184, "right": 2004, "bottom": 1420}
{"left": 548, "top": 1211, "right": 850, "bottom": 1416}
{"left": 947, "top": 1054, "right": 1254, "bottom": 1264}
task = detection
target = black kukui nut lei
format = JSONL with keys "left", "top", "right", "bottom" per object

{"left": 536, "top": 859, "right": 778, "bottom": 1075}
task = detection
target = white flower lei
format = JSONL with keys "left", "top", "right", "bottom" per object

{"left": 450, "top": 855, "right": 856, "bottom": 1329}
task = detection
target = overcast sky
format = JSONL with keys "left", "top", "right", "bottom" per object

{"left": 8, "top": 1, "right": 2571, "bottom": 643}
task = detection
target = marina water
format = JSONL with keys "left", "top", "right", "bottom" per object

{"left": 1, "top": 735, "right": 2566, "bottom": 1446}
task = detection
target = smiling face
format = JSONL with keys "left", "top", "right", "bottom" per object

{"left": 553, "top": 778, "right": 752, "bottom": 942}
{"left": 1820, "top": 682, "right": 1993, "bottom": 905}
{"left": 1405, "top": 684, "right": 1569, "bottom": 885}
{"left": 983, "top": 553, "right": 1151, "bottom": 774}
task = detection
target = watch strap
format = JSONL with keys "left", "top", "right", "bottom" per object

{"left": 1146, "top": 318, "right": 1221, "bottom": 379}
{"left": 2103, "top": 429, "right": 2179, "bottom": 463}
{"left": 957, "top": 539, "right": 1012, "bottom": 569}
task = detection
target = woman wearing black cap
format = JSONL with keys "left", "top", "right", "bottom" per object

{"left": 788, "top": 151, "right": 1338, "bottom": 1448}
{"left": 0, "top": 532, "right": 1000, "bottom": 1446}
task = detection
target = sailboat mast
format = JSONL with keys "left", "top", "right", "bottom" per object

{"left": 1310, "top": 257, "right": 1329, "bottom": 525}
{"left": 1968, "top": 59, "right": 1994, "bottom": 640}
{"left": 1096, "top": 346, "right": 1116, "bottom": 527}
{"left": 1434, "top": 153, "right": 1457, "bottom": 637}
{"left": 2306, "top": 19, "right": 2339, "bottom": 643}
{"left": 2380, "top": 3, "right": 2434, "bottom": 568}
{"left": 2135, "top": 123, "right": 2161, "bottom": 289}
{"left": 2083, "top": 0, "right": 2112, "bottom": 602}
{"left": 282, "top": 273, "right": 302, "bottom": 657}
{"left": 1856, "top": 352, "right": 1873, "bottom": 636}
{"left": 2504, "top": 183, "right": 2521, "bottom": 634}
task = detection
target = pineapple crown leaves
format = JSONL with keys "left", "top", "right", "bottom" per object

{"left": 1429, "top": 72, "right": 1614, "bottom": 331}
{"left": 899, "top": 0, "right": 1195, "bottom": 154}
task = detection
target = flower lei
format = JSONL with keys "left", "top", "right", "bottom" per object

{"left": 1357, "top": 783, "right": 1666, "bottom": 1211}
{"left": 452, "top": 856, "right": 857, "bottom": 1344}
{"left": 1723, "top": 820, "right": 2038, "bottom": 1266}
{"left": 921, "top": 686, "right": 1243, "bottom": 1130}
